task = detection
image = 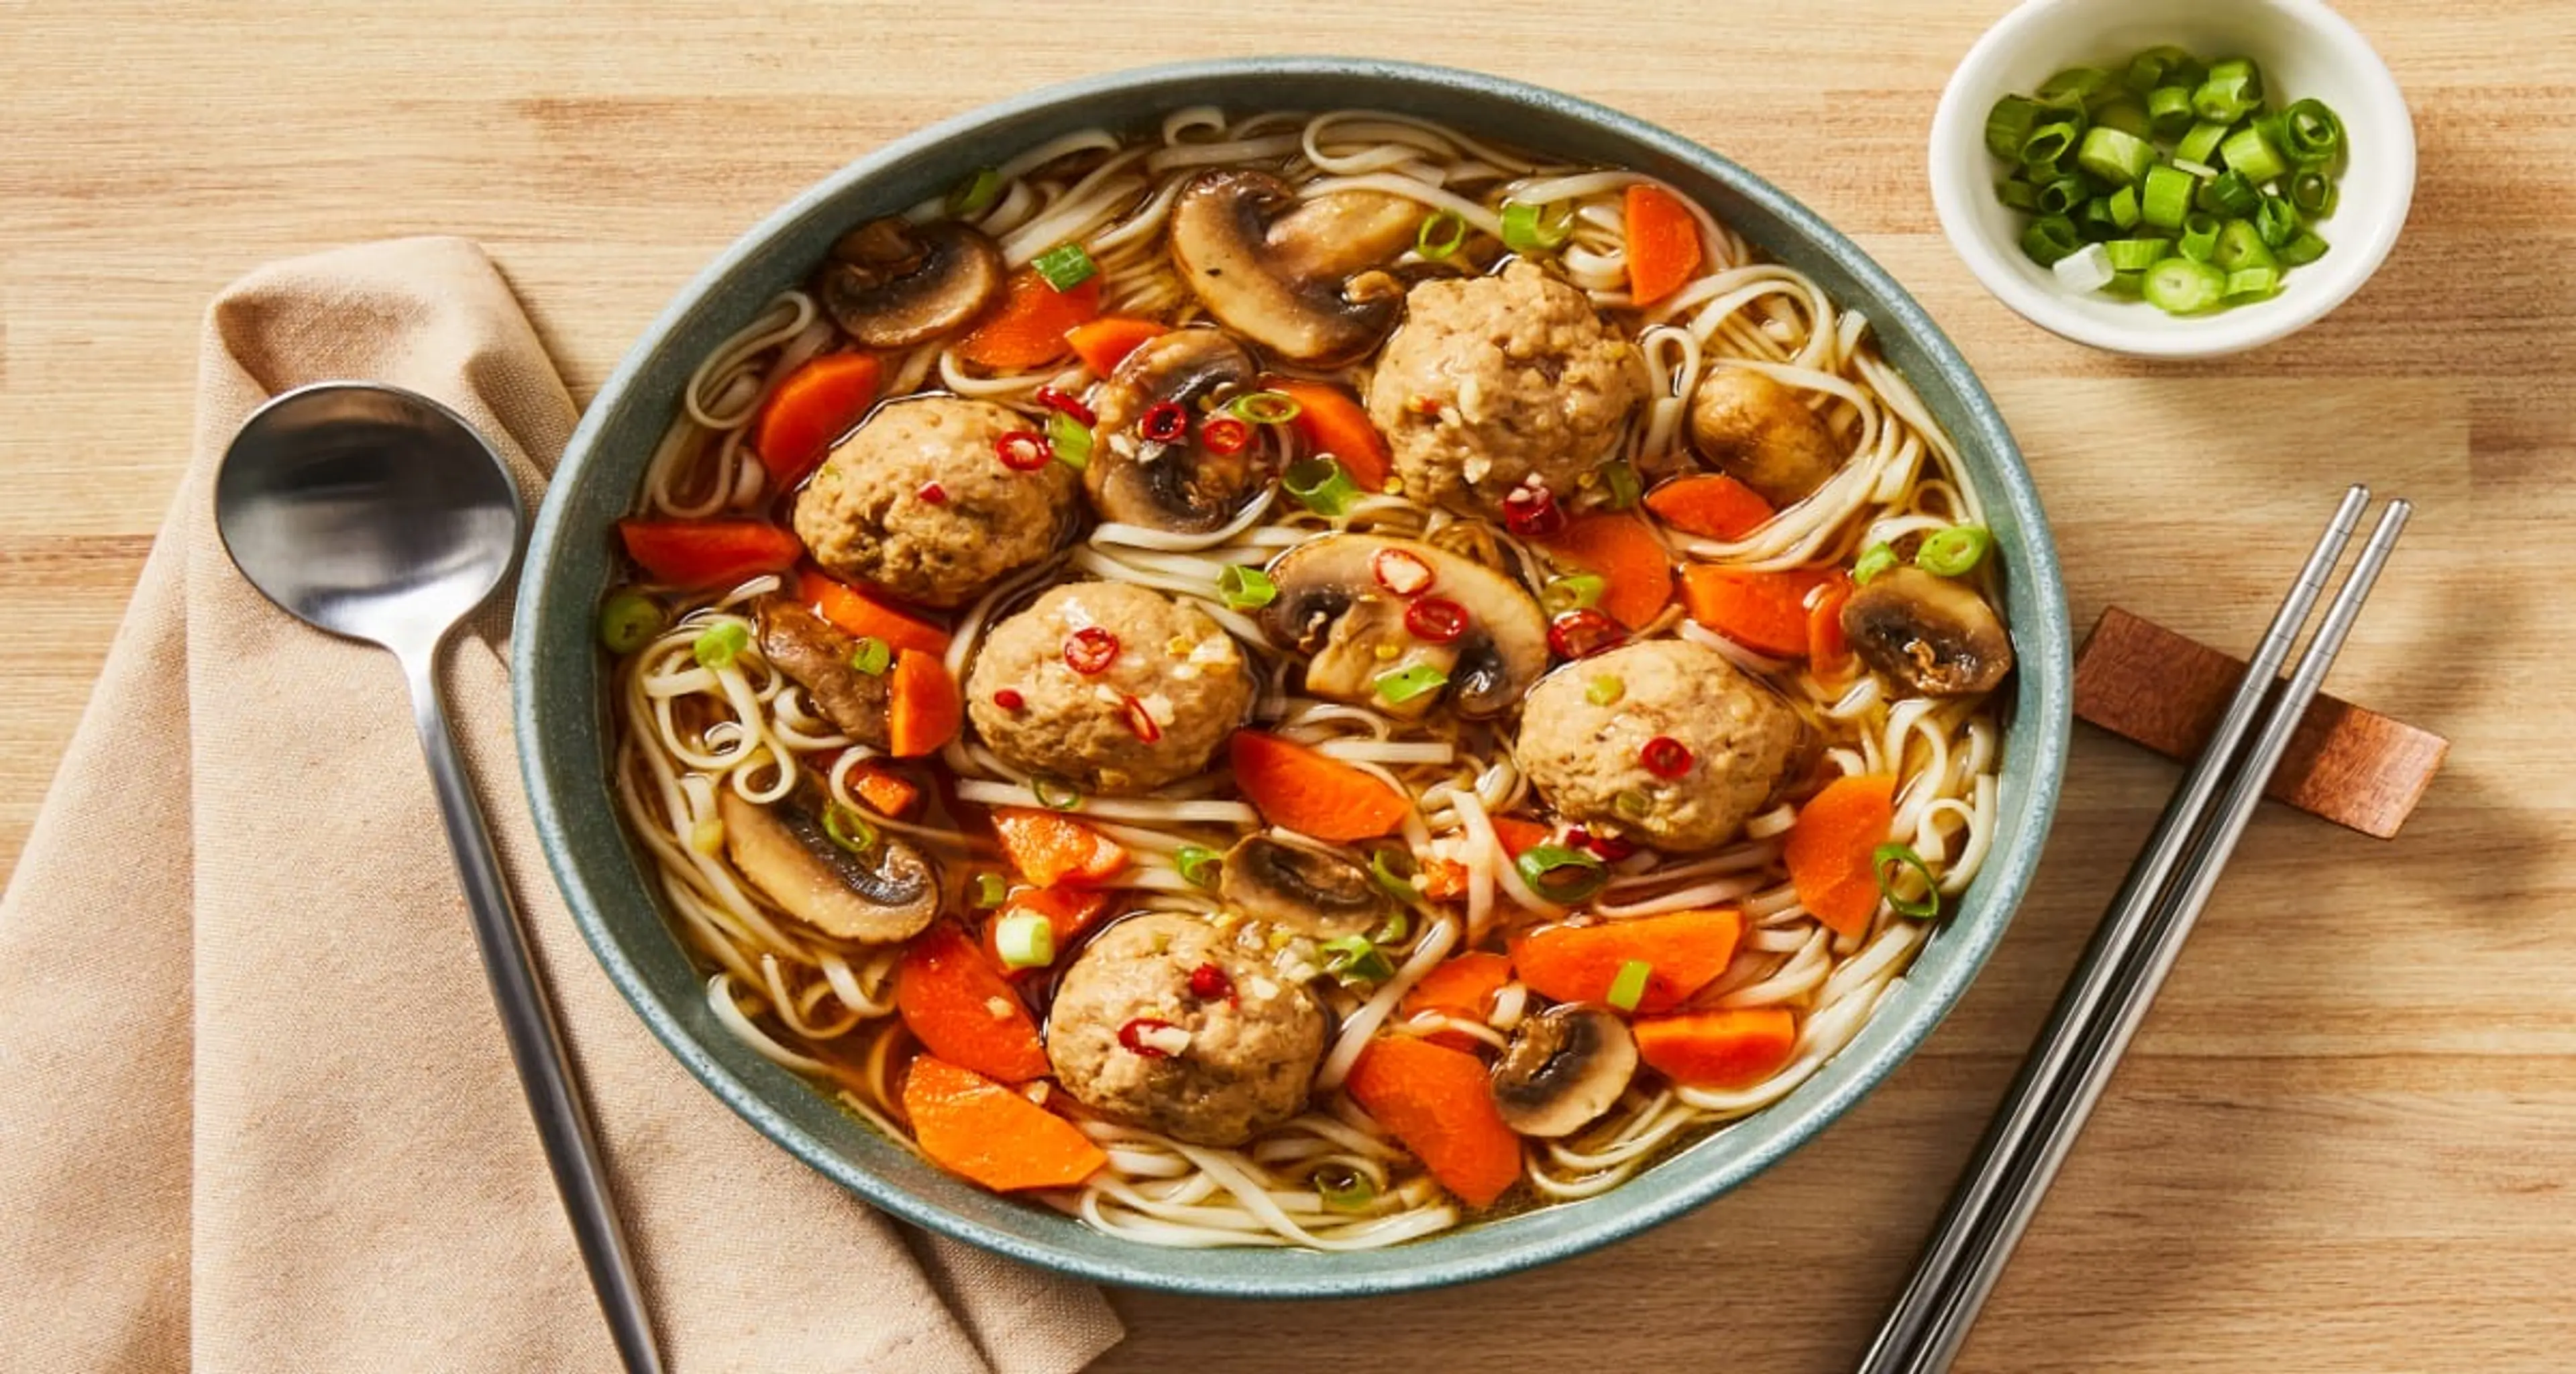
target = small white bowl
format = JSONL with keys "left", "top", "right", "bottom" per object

{"left": 1929, "top": 0, "right": 2416, "bottom": 358}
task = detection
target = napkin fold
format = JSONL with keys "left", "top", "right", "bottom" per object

{"left": 0, "top": 237, "right": 1124, "bottom": 1373}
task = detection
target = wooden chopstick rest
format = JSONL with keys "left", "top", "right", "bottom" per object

{"left": 2072, "top": 606, "right": 2447, "bottom": 839}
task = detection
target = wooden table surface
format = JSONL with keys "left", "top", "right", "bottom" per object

{"left": 6, "top": 3, "right": 2568, "bottom": 1369}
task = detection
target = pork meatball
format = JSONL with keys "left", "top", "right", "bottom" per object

{"left": 1686, "top": 366, "right": 1845, "bottom": 507}
{"left": 1045, "top": 912, "right": 1327, "bottom": 1147}
{"left": 1366, "top": 260, "right": 1647, "bottom": 518}
{"left": 793, "top": 396, "right": 1077, "bottom": 609}
{"left": 1512, "top": 639, "right": 1803, "bottom": 852}
{"left": 965, "top": 582, "right": 1252, "bottom": 795}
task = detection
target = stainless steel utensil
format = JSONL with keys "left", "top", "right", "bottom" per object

{"left": 215, "top": 381, "right": 663, "bottom": 1374}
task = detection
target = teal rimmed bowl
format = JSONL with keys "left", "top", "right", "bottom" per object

{"left": 515, "top": 58, "right": 2072, "bottom": 1298}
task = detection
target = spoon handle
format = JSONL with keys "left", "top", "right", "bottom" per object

{"left": 405, "top": 650, "right": 665, "bottom": 1374}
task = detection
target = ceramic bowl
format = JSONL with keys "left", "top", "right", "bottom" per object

{"left": 1929, "top": 0, "right": 2415, "bottom": 358}
{"left": 515, "top": 57, "right": 2073, "bottom": 1298}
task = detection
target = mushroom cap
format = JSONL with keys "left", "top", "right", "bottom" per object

{"left": 1086, "top": 328, "right": 1273, "bottom": 533}
{"left": 716, "top": 789, "right": 938, "bottom": 943}
{"left": 1686, "top": 366, "right": 1847, "bottom": 508}
{"left": 1256, "top": 533, "right": 1548, "bottom": 719}
{"left": 1217, "top": 835, "right": 1393, "bottom": 940}
{"left": 1490, "top": 1004, "right": 1640, "bottom": 1139}
{"left": 1167, "top": 168, "right": 1416, "bottom": 367}
{"left": 1840, "top": 565, "right": 2014, "bottom": 697}
{"left": 818, "top": 217, "right": 1006, "bottom": 351}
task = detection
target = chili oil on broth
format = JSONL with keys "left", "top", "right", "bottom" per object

{"left": 602, "top": 106, "right": 2010, "bottom": 1249}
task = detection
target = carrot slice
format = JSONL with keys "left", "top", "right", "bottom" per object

{"left": 1536, "top": 513, "right": 1673, "bottom": 631}
{"left": 1267, "top": 377, "right": 1391, "bottom": 492}
{"left": 885, "top": 649, "right": 961, "bottom": 758}
{"left": 1680, "top": 564, "right": 1843, "bottom": 657}
{"left": 1228, "top": 730, "right": 1409, "bottom": 841}
{"left": 1487, "top": 815, "right": 1552, "bottom": 859}
{"left": 980, "top": 886, "right": 1113, "bottom": 975}
{"left": 1623, "top": 183, "right": 1705, "bottom": 308}
{"left": 616, "top": 519, "right": 802, "bottom": 590}
{"left": 957, "top": 268, "right": 1102, "bottom": 370}
{"left": 991, "top": 808, "right": 1129, "bottom": 888}
{"left": 1065, "top": 315, "right": 1168, "bottom": 376}
{"left": 895, "top": 924, "right": 1051, "bottom": 1084}
{"left": 1633, "top": 1008, "right": 1799, "bottom": 1090}
{"left": 903, "top": 1055, "right": 1106, "bottom": 1191}
{"left": 1783, "top": 774, "right": 1896, "bottom": 938}
{"left": 753, "top": 352, "right": 881, "bottom": 488}
{"left": 1345, "top": 1035, "right": 1523, "bottom": 1208}
{"left": 849, "top": 761, "right": 921, "bottom": 818}
{"left": 1400, "top": 951, "right": 1513, "bottom": 1026}
{"left": 1509, "top": 908, "right": 1744, "bottom": 1014}
{"left": 796, "top": 567, "right": 950, "bottom": 657}
{"left": 1417, "top": 857, "right": 1470, "bottom": 902}
{"left": 1807, "top": 572, "right": 1856, "bottom": 681}
{"left": 1644, "top": 473, "right": 1776, "bottom": 541}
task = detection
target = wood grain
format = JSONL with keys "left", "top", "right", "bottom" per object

{"left": 2075, "top": 606, "right": 2451, "bottom": 837}
{"left": 4, "top": 2, "right": 2571, "bottom": 1370}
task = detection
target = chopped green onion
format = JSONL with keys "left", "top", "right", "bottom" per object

{"left": 1031, "top": 775, "right": 1083, "bottom": 812}
{"left": 1227, "top": 390, "right": 1301, "bottom": 425}
{"left": 2178, "top": 212, "right": 2221, "bottom": 263}
{"left": 1996, "top": 178, "right": 2041, "bottom": 212}
{"left": 1854, "top": 542, "right": 1899, "bottom": 585}
{"left": 2255, "top": 195, "right": 2302, "bottom": 249}
{"left": 1917, "top": 525, "right": 1993, "bottom": 577}
{"left": 1984, "top": 95, "right": 2043, "bottom": 160}
{"left": 970, "top": 872, "right": 1008, "bottom": 908}
{"left": 1601, "top": 458, "right": 1642, "bottom": 511}
{"left": 1584, "top": 674, "right": 1625, "bottom": 707}
{"left": 2104, "top": 269, "right": 2146, "bottom": 300}
{"left": 2092, "top": 101, "right": 2152, "bottom": 141}
{"left": 1542, "top": 572, "right": 1607, "bottom": 615}
{"left": 1873, "top": 842, "right": 1941, "bottom": 920}
{"left": 2076, "top": 126, "right": 2155, "bottom": 185}
{"left": 1314, "top": 1164, "right": 1377, "bottom": 1213}
{"left": 946, "top": 166, "right": 1002, "bottom": 218}
{"left": 1514, "top": 843, "right": 1607, "bottom": 905}
{"left": 847, "top": 635, "right": 892, "bottom": 676}
{"left": 2143, "top": 257, "right": 2228, "bottom": 315}
{"left": 1605, "top": 957, "right": 1653, "bottom": 1012}
{"left": 2204, "top": 169, "right": 2261, "bottom": 219}
{"left": 1218, "top": 564, "right": 1278, "bottom": 611}
{"left": 1374, "top": 663, "right": 1450, "bottom": 704}
{"left": 1175, "top": 845, "right": 1222, "bottom": 890}
{"left": 1371, "top": 907, "right": 1411, "bottom": 945}
{"left": 822, "top": 803, "right": 877, "bottom": 855}
{"left": 1030, "top": 241, "right": 1096, "bottom": 293}
{"left": 2170, "top": 156, "right": 2218, "bottom": 180}
{"left": 1321, "top": 935, "right": 1395, "bottom": 986}
{"left": 994, "top": 912, "right": 1056, "bottom": 969}
{"left": 2281, "top": 98, "right": 2343, "bottom": 165}
{"left": 2139, "top": 164, "right": 2195, "bottom": 230}
{"left": 2192, "top": 57, "right": 2262, "bottom": 121}
{"left": 2076, "top": 199, "right": 2123, "bottom": 244}
{"left": 2103, "top": 237, "right": 2167, "bottom": 272}
{"left": 1368, "top": 845, "right": 1422, "bottom": 906}
{"left": 1498, "top": 199, "right": 1575, "bottom": 254}
{"left": 2053, "top": 241, "right": 2114, "bottom": 293}
{"left": 2211, "top": 219, "right": 2275, "bottom": 274}
{"left": 2224, "top": 266, "right": 2281, "bottom": 300}
{"left": 2036, "top": 66, "right": 2116, "bottom": 110}
{"left": 2106, "top": 184, "right": 2141, "bottom": 230}
{"left": 1416, "top": 210, "right": 1468, "bottom": 260}
{"left": 2144, "top": 84, "right": 2196, "bottom": 134}
{"left": 1283, "top": 456, "right": 1360, "bottom": 516}
{"left": 2019, "top": 214, "right": 2082, "bottom": 268}
{"left": 2173, "top": 119, "right": 2232, "bottom": 168}
{"left": 597, "top": 590, "right": 665, "bottom": 655}
{"left": 1045, "top": 410, "right": 1092, "bottom": 471}
{"left": 2277, "top": 231, "right": 2330, "bottom": 267}
{"left": 2289, "top": 169, "right": 2338, "bottom": 218}
{"left": 2035, "top": 176, "right": 2088, "bottom": 217}
{"left": 2018, "top": 121, "right": 2082, "bottom": 172}
{"left": 2123, "top": 46, "right": 2203, "bottom": 96}
{"left": 2218, "top": 125, "right": 2288, "bottom": 184}
{"left": 692, "top": 621, "right": 749, "bottom": 670}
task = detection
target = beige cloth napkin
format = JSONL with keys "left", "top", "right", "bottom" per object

{"left": 0, "top": 237, "right": 1125, "bottom": 1373}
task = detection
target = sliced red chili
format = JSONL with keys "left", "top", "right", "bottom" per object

{"left": 1140, "top": 401, "right": 1189, "bottom": 443}
{"left": 1547, "top": 609, "right": 1625, "bottom": 659}
{"left": 1641, "top": 735, "right": 1695, "bottom": 779}
{"left": 1404, "top": 596, "right": 1468, "bottom": 644}
{"left": 1371, "top": 547, "right": 1436, "bottom": 596}
{"left": 1118, "top": 1017, "right": 1179, "bottom": 1058}
{"left": 1200, "top": 416, "right": 1251, "bottom": 456}
{"left": 992, "top": 688, "right": 1026, "bottom": 711}
{"left": 916, "top": 480, "right": 949, "bottom": 505}
{"left": 995, "top": 430, "right": 1051, "bottom": 472}
{"left": 1187, "top": 962, "right": 1236, "bottom": 1002}
{"left": 1033, "top": 386, "right": 1097, "bottom": 426}
{"left": 1122, "top": 693, "right": 1163, "bottom": 743}
{"left": 1568, "top": 825, "right": 1638, "bottom": 862}
{"left": 1501, "top": 482, "right": 1564, "bottom": 537}
{"left": 1063, "top": 625, "right": 1121, "bottom": 675}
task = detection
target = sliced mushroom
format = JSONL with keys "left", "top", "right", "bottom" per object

{"left": 1489, "top": 1004, "right": 1639, "bottom": 1139}
{"left": 1257, "top": 533, "right": 1548, "bottom": 719}
{"left": 1218, "top": 835, "right": 1393, "bottom": 940}
{"left": 716, "top": 790, "right": 938, "bottom": 942}
{"left": 1840, "top": 566, "right": 2015, "bottom": 697}
{"left": 1168, "top": 168, "right": 1417, "bottom": 366}
{"left": 818, "top": 217, "right": 1006, "bottom": 350}
{"left": 1087, "top": 328, "right": 1273, "bottom": 533}
{"left": 755, "top": 596, "right": 890, "bottom": 748}
{"left": 1687, "top": 366, "right": 1846, "bottom": 507}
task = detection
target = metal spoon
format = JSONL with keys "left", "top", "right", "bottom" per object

{"left": 215, "top": 381, "right": 663, "bottom": 1374}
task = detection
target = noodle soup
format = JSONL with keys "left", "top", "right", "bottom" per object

{"left": 598, "top": 107, "right": 2013, "bottom": 1249}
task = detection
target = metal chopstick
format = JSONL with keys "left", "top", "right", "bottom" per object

{"left": 1856, "top": 488, "right": 2407, "bottom": 1374}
